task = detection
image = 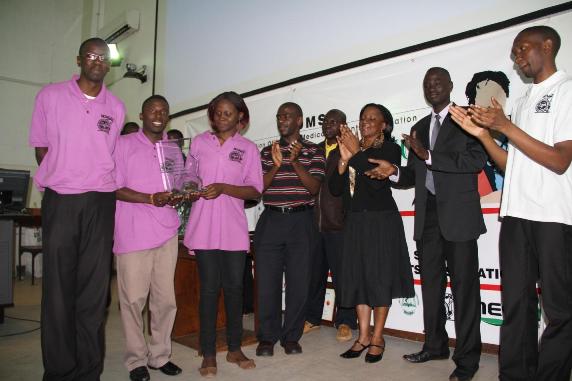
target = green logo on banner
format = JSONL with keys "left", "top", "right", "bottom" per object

{"left": 481, "top": 317, "right": 503, "bottom": 326}
{"left": 400, "top": 141, "right": 408, "bottom": 160}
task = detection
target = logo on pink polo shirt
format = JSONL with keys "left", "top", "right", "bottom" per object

{"left": 229, "top": 147, "right": 245, "bottom": 163}
{"left": 161, "top": 158, "right": 176, "bottom": 173}
{"left": 97, "top": 114, "right": 114, "bottom": 133}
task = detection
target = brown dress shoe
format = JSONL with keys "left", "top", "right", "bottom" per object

{"left": 303, "top": 321, "right": 320, "bottom": 333}
{"left": 336, "top": 324, "right": 353, "bottom": 342}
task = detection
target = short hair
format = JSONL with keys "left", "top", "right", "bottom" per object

{"left": 465, "top": 71, "right": 510, "bottom": 104}
{"left": 426, "top": 67, "right": 452, "bottom": 81}
{"left": 167, "top": 129, "right": 184, "bottom": 139}
{"left": 519, "top": 25, "right": 561, "bottom": 56}
{"left": 120, "top": 122, "right": 139, "bottom": 135}
{"left": 207, "top": 91, "right": 250, "bottom": 127}
{"left": 279, "top": 102, "right": 303, "bottom": 118}
{"left": 325, "top": 109, "right": 347, "bottom": 123}
{"left": 78, "top": 37, "right": 109, "bottom": 56}
{"left": 359, "top": 103, "right": 395, "bottom": 142}
{"left": 141, "top": 95, "right": 169, "bottom": 113}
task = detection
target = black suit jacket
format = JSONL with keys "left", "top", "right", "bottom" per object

{"left": 396, "top": 113, "right": 487, "bottom": 242}
{"left": 314, "top": 141, "right": 344, "bottom": 232}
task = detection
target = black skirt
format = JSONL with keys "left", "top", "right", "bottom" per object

{"left": 339, "top": 210, "right": 415, "bottom": 307}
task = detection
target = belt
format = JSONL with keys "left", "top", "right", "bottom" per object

{"left": 265, "top": 204, "right": 313, "bottom": 214}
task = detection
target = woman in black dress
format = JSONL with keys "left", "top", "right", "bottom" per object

{"left": 330, "top": 103, "right": 414, "bottom": 363}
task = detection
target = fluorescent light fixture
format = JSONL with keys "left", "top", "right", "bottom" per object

{"left": 107, "top": 43, "right": 122, "bottom": 67}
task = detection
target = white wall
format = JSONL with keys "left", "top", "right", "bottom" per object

{"left": 102, "top": 0, "right": 156, "bottom": 123}
{"left": 0, "top": 0, "right": 157, "bottom": 207}
{"left": 0, "top": 0, "right": 84, "bottom": 207}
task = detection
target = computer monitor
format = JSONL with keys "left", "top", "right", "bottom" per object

{"left": 0, "top": 169, "right": 30, "bottom": 213}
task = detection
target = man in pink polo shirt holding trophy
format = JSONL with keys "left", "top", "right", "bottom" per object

{"left": 113, "top": 95, "right": 183, "bottom": 381}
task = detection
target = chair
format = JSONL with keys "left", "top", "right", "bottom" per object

{"left": 17, "top": 223, "right": 42, "bottom": 285}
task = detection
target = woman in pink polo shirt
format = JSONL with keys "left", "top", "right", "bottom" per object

{"left": 184, "top": 91, "right": 263, "bottom": 378}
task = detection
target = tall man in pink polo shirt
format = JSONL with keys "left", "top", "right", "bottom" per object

{"left": 114, "top": 95, "right": 182, "bottom": 381}
{"left": 29, "top": 38, "right": 125, "bottom": 380}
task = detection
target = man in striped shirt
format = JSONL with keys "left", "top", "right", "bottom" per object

{"left": 254, "top": 102, "right": 326, "bottom": 357}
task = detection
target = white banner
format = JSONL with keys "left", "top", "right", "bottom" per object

{"left": 172, "top": 11, "right": 572, "bottom": 345}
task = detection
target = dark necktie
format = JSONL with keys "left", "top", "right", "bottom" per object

{"left": 425, "top": 114, "right": 441, "bottom": 194}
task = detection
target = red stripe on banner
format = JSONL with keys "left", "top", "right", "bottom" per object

{"left": 480, "top": 284, "right": 502, "bottom": 291}
{"left": 401, "top": 207, "right": 500, "bottom": 217}
{"left": 414, "top": 279, "right": 502, "bottom": 291}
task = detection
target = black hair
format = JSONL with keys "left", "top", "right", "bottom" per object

{"left": 465, "top": 71, "right": 510, "bottom": 104}
{"left": 207, "top": 91, "right": 250, "bottom": 127}
{"left": 359, "top": 103, "right": 395, "bottom": 142}
{"left": 78, "top": 37, "right": 109, "bottom": 56}
{"left": 120, "top": 122, "right": 139, "bottom": 135}
{"left": 325, "top": 109, "right": 347, "bottom": 123}
{"left": 167, "top": 129, "right": 184, "bottom": 139}
{"left": 426, "top": 67, "right": 451, "bottom": 81}
{"left": 279, "top": 102, "right": 303, "bottom": 118}
{"left": 141, "top": 95, "right": 169, "bottom": 113}
{"left": 520, "top": 25, "right": 561, "bottom": 57}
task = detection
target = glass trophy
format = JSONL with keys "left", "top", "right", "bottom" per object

{"left": 156, "top": 138, "right": 202, "bottom": 195}
{"left": 181, "top": 153, "right": 203, "bottom": 194}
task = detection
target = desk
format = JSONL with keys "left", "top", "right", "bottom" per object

{"left": 0, "top": 212, "right": 41, "bottom": 323}
{"left": 171, "top": 242, "right": 258, "bottom": 352}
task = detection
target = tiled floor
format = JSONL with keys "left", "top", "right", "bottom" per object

{"left": 0, "top": 276, "right": 543, "bottom": 381}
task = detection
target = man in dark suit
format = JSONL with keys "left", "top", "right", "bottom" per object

{"left": 366, "top": 67, "right": 486, "bottom": 381}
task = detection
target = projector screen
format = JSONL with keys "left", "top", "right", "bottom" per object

{"left": 155, "top": 0, "right": 569, "bottom": 114}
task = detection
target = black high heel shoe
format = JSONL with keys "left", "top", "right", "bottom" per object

{"left": 364, "top": 343, "right": 385, "bottom": 363}
{"left": 340, "top": 340, "right": 369, "bottom": 358}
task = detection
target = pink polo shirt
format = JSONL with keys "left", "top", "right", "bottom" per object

{"left": 183, "top": 131, "right": 263, "bottom": 251}
{"left": 29, "top": 75, "right": 125, "bottom": 194}
{"left": 113, "top": 130, "right": 180, "bottom": 254}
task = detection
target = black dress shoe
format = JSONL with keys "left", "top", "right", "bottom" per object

{"left": 403, "top": 350, "right": 449, "bottom": 363}
{"left": 340, "top": 340, "right": 369, "bottom": 358}
{"left": 282, "top": 341, "right": 302, "bottom": 355}
{"left": 256, "top": 341, "right": 275, "bottom": 357}
{"left": 364, "top": 343, "right": 385, "bottom": 363}
{"left": 449, "top": 371, "right": 474, "bottom": 381}
{"left": 149, "top": 361, "right": 182, "bottom": 376}
{"left": 129, "top": 366, "right": 150, "bottom": 381}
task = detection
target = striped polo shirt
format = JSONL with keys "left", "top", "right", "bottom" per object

{"left": 261, "top": 137, "right": 326, "bottom": 207}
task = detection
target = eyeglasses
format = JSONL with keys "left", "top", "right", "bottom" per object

{"left": 85, "top": 52, "right": 110, "bottom": 62}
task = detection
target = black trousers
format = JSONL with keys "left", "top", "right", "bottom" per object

{"left": 41, "top": 189, "right": 115, "bottom": 381}
{"left": 254, "top": 209, "right": 314, "bottom": 344}
{"left": 306, "top": 230, "right": 357, "bottom": 328}
{"left": 242, "top": 254, "right": 255, "bottom": 314}
{"left": 499, "top": 217, "right": 572, "bottom": 381}
{"left": 195, "top": 250, "right": 246, "bottom": 357}
{"left": 419, "top": 195, "right": 481, "bottom": 379}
